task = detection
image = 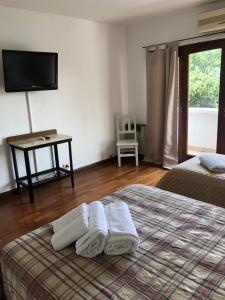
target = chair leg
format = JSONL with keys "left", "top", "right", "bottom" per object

{"left": 117, "top": 147, "right": 121, "bottom": 167}
{"left": 135, "top": 146, "right": 139, "bottom": 166}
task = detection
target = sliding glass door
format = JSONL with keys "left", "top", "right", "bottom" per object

{"left": 179, "top": 39, "right": 225, "bottom": 161}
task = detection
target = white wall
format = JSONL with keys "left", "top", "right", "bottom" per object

{"left": 0, "top": 7, "right": 128, "bottom": 193}
{"left": 126, "top": 8, "right": 200, "bottom": 122}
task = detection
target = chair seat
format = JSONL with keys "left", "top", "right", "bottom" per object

{"left": 116, "top": 139, "right": 138, "bottom": 146}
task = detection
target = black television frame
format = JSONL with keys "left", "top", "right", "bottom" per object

{"left": 2, "top": 49, "right": 58, "bottom": 92}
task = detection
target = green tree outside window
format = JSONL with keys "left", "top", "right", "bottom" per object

{"left": 188, "top": 49, "right": 221, "bottom": 108}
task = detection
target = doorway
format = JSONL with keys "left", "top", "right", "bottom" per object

{"left": 179, "top": 39, "right": 225, "bottom": 162}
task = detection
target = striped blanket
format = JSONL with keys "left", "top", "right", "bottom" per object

{"left": 1, "top": 185, "right": 225, "bottom": 299}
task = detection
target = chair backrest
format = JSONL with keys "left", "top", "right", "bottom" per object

{"left": 116, "top": 115, "right": 137, "bottom": 141}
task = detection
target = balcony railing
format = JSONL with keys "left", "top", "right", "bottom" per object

{"left": 188, "top": 107, "right": 218, "bottom": 155}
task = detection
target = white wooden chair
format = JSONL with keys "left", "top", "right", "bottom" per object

{"left": 116, "top": 115, "right": 139, "bottom": 167}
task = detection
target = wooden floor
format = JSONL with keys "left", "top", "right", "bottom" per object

{"left": 0, "top": 159, "right": 166, "bottom": 248}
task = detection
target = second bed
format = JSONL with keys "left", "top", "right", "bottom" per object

{"left": 157, "top": 155, "right": 225, "bottom": 207}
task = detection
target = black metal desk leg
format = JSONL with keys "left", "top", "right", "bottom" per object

{"left": 24, "top": 150, "right": 34, "bottom": 203}
{"left": 11, "top": 147, "right": 20, "bottom": 194}
{"left": 68, "top": 141, "right": 74, "bottom": 188}
{"left": 54, "top": 144, "right": 60, "bottom": 177}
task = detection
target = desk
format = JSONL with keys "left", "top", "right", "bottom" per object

{"left": 7, "top": 129, "right": 74, "bottom": 203}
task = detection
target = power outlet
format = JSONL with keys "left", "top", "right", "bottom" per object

{"left": 62, "top": 163, "right": 70, "bottom": 169}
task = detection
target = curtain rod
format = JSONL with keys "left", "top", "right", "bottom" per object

{"left": 142, "top": 31, "right": 225, "bottom": 49}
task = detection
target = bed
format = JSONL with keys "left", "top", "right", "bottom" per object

{"left": 1, "top": 184, "right": 225, "bottom": 299}
{"left": 156, "top": 155, "right": 225, "bottom": 207}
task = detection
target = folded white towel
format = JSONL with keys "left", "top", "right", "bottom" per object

{"left": 52, "top": 203, "right": 89, "bottom": 233}
{"left": 104, "top": 202, "right": 139, "bottom": 256}
{"left": 76, "top": 201, "right": 108, "bottom": 258}
{"left": 51, "top": 204, "right": 89, "bottom": 251}
{"left": 199, "top": 153, "right": 225, "bottom": 173}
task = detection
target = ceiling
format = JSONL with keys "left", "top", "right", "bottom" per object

{"left": 0, "top": 0, "right": 218, "bottom": 25}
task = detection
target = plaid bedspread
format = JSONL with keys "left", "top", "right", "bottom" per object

{"left": 1, "top": 184, "right": 225, "bottom": 299}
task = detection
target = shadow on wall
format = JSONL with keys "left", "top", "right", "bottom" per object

{"left": 100, "top": 142, "right": 114, "bottom": 160}
{"left": 88, "top": 25, "right": 127, "bottom": 160}
{"left": 108, "top": 31, "right": 128, "bottom": 157}
{"left": 0, "top": 138, "right": 14, "bottom": 192}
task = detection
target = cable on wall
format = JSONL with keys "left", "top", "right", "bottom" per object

{"left": 25, "top": 91, "right": 38, "bottom": 174}
{"left": 25, "top": 92, "right": 55, "bottom": 174}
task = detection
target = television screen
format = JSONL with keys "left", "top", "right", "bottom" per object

{"left": 2, "top": 50, "right": 58, "bottom": 92}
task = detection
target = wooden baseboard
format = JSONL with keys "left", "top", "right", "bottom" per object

{"left": 0, "top": 188, "right": 17, "bottom": 199}
{"left": 75, "top": 157, "right": 116, "bottom": 172}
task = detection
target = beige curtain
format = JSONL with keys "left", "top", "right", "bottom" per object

{"left": 144, "top": 43, "right": 178, "bottom": 169}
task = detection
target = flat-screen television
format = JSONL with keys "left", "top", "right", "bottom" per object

{"left": 2, "top": 50, "right": 58, "bottom": 92}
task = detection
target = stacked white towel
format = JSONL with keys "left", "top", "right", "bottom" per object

{"left": 76, "top": 201, "right": 108, "bottom": 258}
{"left": 51, "top": 203, "right": 89, "bottom": 251}
{"left": 199, "top": 153, "right": 225, "bottom": 173}
{"left": 51, "top": 200, "right": 139, "bottom": 257}
{"left": 104, "top": 202, "right": 139, "bottom": 256}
